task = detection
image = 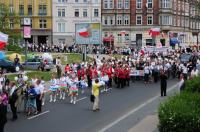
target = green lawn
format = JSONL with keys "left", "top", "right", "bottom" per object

{"left": 7, "top": 71, "right": 54, "bottom": 82}
{"left": 109, "top": 54, "right": 125, "bottom": 59}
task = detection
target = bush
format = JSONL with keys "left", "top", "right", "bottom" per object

{"left": 158, "top": 92, "right": 200, "bottom": 132}
{"left": 6, "top": 44, "right": 25, "bottom": 53}
{"left": 185, "top": 76, "right": 200, "bottom": 93}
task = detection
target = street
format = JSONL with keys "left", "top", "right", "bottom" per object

{"left": 5, "top": 79, "right": 178, "bottom": 132}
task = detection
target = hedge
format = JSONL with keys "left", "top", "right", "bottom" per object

{"left": 6, "top": 44, "right": 25, "bottom": 54}
{"left": 158, "top": 92, "right": 200, "bottom": 132}
{"left": 185, "top": 76, "right": 200, "bottom": 93}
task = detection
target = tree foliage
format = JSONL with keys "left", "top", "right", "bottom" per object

{"left": 0, "top": 3, "right": 21, "bottom": 44}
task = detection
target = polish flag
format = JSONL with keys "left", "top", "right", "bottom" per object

{"left": 0, "top": 32, "right": 8, "bottom": 50}
{"left": 149, "top": 28, "right": 160, "bottom": 37}
{"left": 78, "top": 28, "right": 90, "bottom": 38}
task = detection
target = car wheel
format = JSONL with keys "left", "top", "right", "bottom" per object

{"left": 2, "top": 69, "right": 7, "bottom": 74}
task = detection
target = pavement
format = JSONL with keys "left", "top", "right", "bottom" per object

{"left": 5, "top": 79, "right": 179, "bottom": 132}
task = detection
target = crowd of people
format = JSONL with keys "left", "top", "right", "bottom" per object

{"left": 27, "top": 43, "right": 133, "bottom": 55}
{"left": 0, "top": 46, "right": 200, "bottom": 132}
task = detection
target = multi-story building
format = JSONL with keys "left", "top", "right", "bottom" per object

{"left": 52, "top": 0, "right": 101, "bottom": 46}
{"left": 102, "top": 0, "right": 200, "bottom": 48}
{"left": 0, "top": 0, "right": 52, "bottom": 45}
{"left": 102, "top": 0, "right": 131, "bottom": 47}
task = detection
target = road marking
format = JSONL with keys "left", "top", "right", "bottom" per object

{"left": 76, "top": 97, "right": 87, "bottom": 102}
{"left": 99, "top": 83, "right": 178, "bottom": 132}
{"left": 27, "top": 110, "right": 50, "bottom": 120}
{"left": 101, "top": 88, "right": 112, "bottom": 93}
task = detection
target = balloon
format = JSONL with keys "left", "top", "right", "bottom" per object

{"left": 16, "top": 66, "right": 20, "bottom": 72}
{"left": 0, "top": 52, "right": 5, "bottom": 59}
{"left": 23, "top": 76, "right": 28, "bottom": 81}
{"left": 42, "top": 53, "right": 53, "bottom": 61}
{"left": 14, "top": 77, "right": 18, "bottom": 81}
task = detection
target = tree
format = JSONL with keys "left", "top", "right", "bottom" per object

{"left": 0, "top": 2, "right": 21, "bottom": 44}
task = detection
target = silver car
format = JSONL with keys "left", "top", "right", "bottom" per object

{"left": 22, "top": 58, "right": 54, "bottom": 71}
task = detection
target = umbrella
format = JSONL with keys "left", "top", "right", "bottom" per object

{"left": 8, "top": 53, "right": 22, "bottom": 62}
{"left": 0, "top": 51, "right": 5, "bottom": 59}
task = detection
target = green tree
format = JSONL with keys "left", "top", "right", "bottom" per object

{"left": 0, "top": 2, "right": 21, "bottom": 44}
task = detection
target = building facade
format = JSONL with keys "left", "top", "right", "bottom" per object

{"left": 52, "top": 0, "right": 101, "bottom": 46}
{"left": 0, "top": 0, "right": 52, "bottom": 45}
{"left": 102, "top": 0, "right": 200, "bottom": 48}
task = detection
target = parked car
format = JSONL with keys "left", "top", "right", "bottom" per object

{"left": 22, "top": 58, "right": 54, "bottom": 71}
{"left": 0, "top": 59, "right": 16, "bottom": 73}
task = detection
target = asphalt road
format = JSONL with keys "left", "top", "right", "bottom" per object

{"left": 5, "top": 79, "right": 178, "bottom": 132}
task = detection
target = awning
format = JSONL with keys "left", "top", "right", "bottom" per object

{"left": 103, "top": 36, "right": 114, "bottom": 42}
{"left": 170, "top": 37, "right": 179, "bottom": 46}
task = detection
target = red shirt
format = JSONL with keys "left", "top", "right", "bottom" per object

{"left": 106, "top": 67, "right": 112, "bottom": 78}
{"left": 65, "top": 66, "right": 71, "bottom": 72}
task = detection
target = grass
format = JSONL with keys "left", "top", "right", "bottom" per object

{"left": 7, "top": 71, "right": 54, "bottom": 82}
{"left": 109, "top": 54, "right": 125, "bottom": 59}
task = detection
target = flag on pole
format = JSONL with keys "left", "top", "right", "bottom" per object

{"left": 0, "top": 32, "right": 8, "bottom": 50}
{"left": 149, "top": 28, "right": 160, "bottom": 37}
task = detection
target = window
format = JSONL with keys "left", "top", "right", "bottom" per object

{"left": 162, "top": 0, "right": 171, "bottom": 8}
{"left": 58, "top": 8, "right": 65, "bottom": 17}
{"left": 19, "top": 5, "right": 24, "bottom": 16}
{"left": 110, "top": 16, "right": 114, "bottom": 25}
{"left": 117, "top": 34, "right": 122, "bottom": 42}
{"left": 136, "top": 15, "right": 142, "bottom": 25}
{"left": 39, "top": 19, "right": 47, "bottom": 28}
{"left": 57, "top": 22, "right": 65, "bottom": 32}
{"left": 136, "top": 0, "right": 142, "bottom": 9}
{"left": 161, "top": 15, "right": 172, "bottom": 25}
{"left": 117, "top": 0, "right": 123, "bottom": 9}
{"left": 124, "top": 15, "right": 130, "bottom": 25}
{"left": 124, "top": 0, "right": 130, "bottom": 9}
{"left": 83, "top": 0, "right": 87, "bottom": 2}
{"left": 58, "top": 0, "right": 67, "bottom": 3}
{"left": 117, "top": 15, "right": 122, "bottom": 25}
{"left": 94, "top": 9, "right": 99, "bottom": 17}
{"left": 147, "top": 15, "right": 153, "bottom": 25}
{"left": 38, "top": 5, "right": 47, "bottom": 15}
{"left": 125, "top": 34, "right": 129, "bottom": 41}
{"left": 28, "top": 5, "right": 32, "bottom": 16}
{"left": 75, "top": 9, "right": 79, "bottom": 17}
{"left": 75, "top": 0, "right": 79, "bottom": 2}
{"left": 9, "top": 4, "right": 14, "bottom": 14}
{"left": 104, "top": 16, "right": 108, "bottom": 25}
{"left": 9, "top": 19, "right": 14, "bottom": 29}
{"left": 104, "top": 0, "right": 113, "bottom": 9}
{"left": 147, "top": 0, "right": 153, "bottom": 8}
{"left": 83, "top": 9, "right": 87, "bottom": 17}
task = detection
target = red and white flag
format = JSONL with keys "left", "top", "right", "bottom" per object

{"left": 0, "top": 32, "right": 8, "bottom": 50}
{"left": 78, "top": 28, "right": 90, "bottom": 38}
{"left": 149, "top": 28, "right": 160, "bottom": 37}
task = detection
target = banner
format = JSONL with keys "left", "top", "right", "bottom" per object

{"left": 23, "top": 26, "right": 31, "bottom": 38}
{"left": 75, "top": 23, "right": 101, "bottom": 45}
{"left": 130, "top": 70, "right": 144, "bottom": 76}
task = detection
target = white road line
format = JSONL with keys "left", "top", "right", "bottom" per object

{"left": 27, "top": 110, "right": 50, "bottom": 120}
{"left": 99, "top": 83, "right": 178, "bottom": 132}
{"left": 76, "top": 97, "right": 87, "bottom": 102}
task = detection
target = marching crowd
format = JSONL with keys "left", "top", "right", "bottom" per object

{"left": 0, "top": 47, "right": 200, "bottom": 132}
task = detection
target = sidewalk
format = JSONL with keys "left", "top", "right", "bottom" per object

{"left": 128, "top": 115, "right": 158, "bottom": 132}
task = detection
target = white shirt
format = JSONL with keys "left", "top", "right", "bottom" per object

{"left": 10, "top": 86, "right": 16, "bottom": 96}
{"left": 191, "top": 69, "right": 199, "bottom": 77}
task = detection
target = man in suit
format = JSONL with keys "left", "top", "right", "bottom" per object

{"left": 160, "top": 70, "right": 168, "bottom": 97}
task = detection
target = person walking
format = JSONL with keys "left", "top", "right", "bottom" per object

{"left": 160, "top": 70, "right": 168, "bottom": 97}
{"left": 92, "top": 79, "right": 103, "bottom": 111}
{"left": 9, "top": 82, "right": 18, "bottom": 121}
{"left": 35, "top": 80, "right": 44, "bottom": 114}
{"left": 0, "top": 96, "right": 7, "bottom": 132}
